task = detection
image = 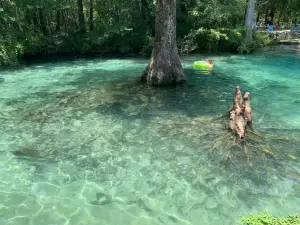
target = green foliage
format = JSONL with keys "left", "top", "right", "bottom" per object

{"left": 240, "top": 212, "right": 300, "bottom": 225}
{"left": 20, "top": 28, "right": 148, "bottom": 57}
{"left": 0, "top": 39, "right": 23, "bottom": 67}
{"left": 0, "top": 0, "right": 299, "bottom": 67}
{"left": 253, "top": 31, "right": 273, "bottom": 48}
{"left": 140, "top": 36, "right": 153, "bottom": 56}
{"left": 188, "top": 0, "right": 247, "bottom": 29}
{"left": 181, "top": 28, "right": 272, "bottom": 54}
{"left": 97, "top": 28, "right": 145, "bottom": 54}
{"left": 182, "top": 28, "right": 228, "bottom": 52}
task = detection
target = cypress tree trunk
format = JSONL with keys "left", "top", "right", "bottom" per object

{"left": 244, "top": 0, "right": 256, "bottom": 45}
{"left": 89, "top": 0, "right": 94, "bottom": 30}
{"left": 141, "top": 0, "right": 186, "bottom": 86}
{"left": 77, "top": 0, "right": 86, "bottom": 33}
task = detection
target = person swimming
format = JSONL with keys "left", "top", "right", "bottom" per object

{"left": 193, "top": 59, "right": 214, "bottom": 74}
{"left": 204, "top": 59, "right": 213, "bottom": 68}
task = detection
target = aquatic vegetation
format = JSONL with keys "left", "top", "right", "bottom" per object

{"left": 240, "top": 212, "right": 300, "bottom": 225}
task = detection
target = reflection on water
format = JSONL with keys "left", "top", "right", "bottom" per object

{"left": 0, "top": 46, "right": 300, "bottom": 225}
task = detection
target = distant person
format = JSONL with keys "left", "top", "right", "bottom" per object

{"left": 268, "top": 24, "right": 274, "bottom": 31}
{"left": 207, "top": 59, "right": 213, "bottom": 66}
{"left": 205, "top": 59, "right": 214, "bottom": 69}
{"left": 193, "top": 59, "right": 214, "bottom": 72}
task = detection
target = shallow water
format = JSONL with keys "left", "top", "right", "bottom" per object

{"left": 1, "top": 45, "right": 300, "bottom": 225}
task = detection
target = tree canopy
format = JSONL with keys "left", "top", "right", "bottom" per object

{"left": 0, "top": 0, "right": 299, "bottom": 67}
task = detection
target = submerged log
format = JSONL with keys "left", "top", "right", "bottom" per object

{"left": 228, "top": 86, "right": 252, "bottom": 140}
{"left": 236, "top": 85, "right": 243, "bottom": 107}
{"left": 243, "top": 92, "right": 252, "bottom": 123}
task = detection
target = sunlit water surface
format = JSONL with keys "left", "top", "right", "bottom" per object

{"left": 1, "top": 45, "right": 300, "bottom": 225}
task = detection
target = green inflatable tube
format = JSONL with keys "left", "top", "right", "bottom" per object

{"left": 193, "top": 61, "right": 212, "bottom": 69}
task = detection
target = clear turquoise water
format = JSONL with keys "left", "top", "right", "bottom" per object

{"left": 0, "top": 45, "right": 300, "bottom": 225}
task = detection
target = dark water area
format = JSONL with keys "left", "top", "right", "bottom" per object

{"left": 0, "top": 45, "right": 300, "bottom": 225}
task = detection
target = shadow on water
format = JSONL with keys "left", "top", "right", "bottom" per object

{"left": 59, "top": 67, "right": 251, "bottom": 119}
{"left": 12, "top": 66, "right": 299, "bottom": 184}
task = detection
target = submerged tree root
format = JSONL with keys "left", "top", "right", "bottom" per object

{"left": 14, "top": 82, "right": 299, "bottom": 169}
{"left": 228, "top": 86, "right": 252, "bottom": 140}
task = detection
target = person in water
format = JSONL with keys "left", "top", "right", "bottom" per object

{"left": 205, "top": 59, "right": 213, "bottom": 68}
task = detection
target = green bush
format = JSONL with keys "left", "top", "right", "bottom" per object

{"left": 140, "top": 35, "right": 153, "bottom": 56}
{"left": 181, "top": 28, "right": 229, "bottom": 53}
{"left": 22, "top": 32, "right": 49, "bottom": 55}
{"left": 240, "top": 212, "right": 300, "bottom": 225}
{"left": 253, "top": 31, "right": 272, "bottom": 48}
{"left": 0, "top": 39, "right": 23, "bottom": 67}
{"left": 181, "top": 28, "right": 272, "bottom": 54}
{"left": 20, "top": 28, "right": 148, "bottom": 57}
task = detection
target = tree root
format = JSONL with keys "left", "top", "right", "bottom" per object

{"left": 228, "top": 86, "right": 252, "bottom": 140}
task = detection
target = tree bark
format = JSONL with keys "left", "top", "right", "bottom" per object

{"left": 77, "top": 0, "right": 86, "bottom": 33}
{"left": 244, "top": 0, "right": 256, "bottom": 45}
{"left": 89, "top": 0, "right": 94, "bottom": 30}
{"left": 141, "top": 0, "right": 186, "bottom": 86}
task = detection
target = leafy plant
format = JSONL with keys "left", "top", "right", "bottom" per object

{"left": 181, "top": 28, "right": 272, "bottom": 54}
{"left": 140, "top": 35, "right": 153, "bottom": 56}
{"left": 240, "top": 212, "right": 300, "bottom": 225}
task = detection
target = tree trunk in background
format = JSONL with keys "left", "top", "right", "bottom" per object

{"left": 256, "top": 11, "right": 260, "bottom": 23}
{"left": 89, "top": 0, "right": 94, "bottom": 30}
{"left": 277, "top": 10, "right": 282, "bottom": 24}
{"left": 77, "top": 0, "right": 86, "bottom": 33}
{"left": 32, "top": 9, "right": 39, "bottom": 32}
{"left": 114, "top": 5, "right": 120, "bottom": 25}
{"left": 141, "top": 0, "right": 186, "bottom": 86}
{"left": 264, "top": 8, "right": 268, "bottom": 24}
{"left": 25, "top": 9, "right": 32, "bottom": 26}
{"left": 61, "top": 10, "right": 66, "bottom": 30}
{"left": 56, "top": 10, "right": 61, "bottom": 31}
{"left": 243, "top": 0, "right": 248, "bottom": 25}
{"left": 141, "top": 0, "right": 151, "bottom": 35}
{"left": 244, "top": 0, "right": 256, "bottom": 45}
{"left": 38, "top": 8, "right": 48, "bottom": 35}
{"left": 270, "top": 8, "right": 275, "bottom": 25}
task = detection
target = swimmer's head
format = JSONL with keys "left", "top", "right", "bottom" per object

{"left": 208, "top": 59, "right": 213, "bottom": 64}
